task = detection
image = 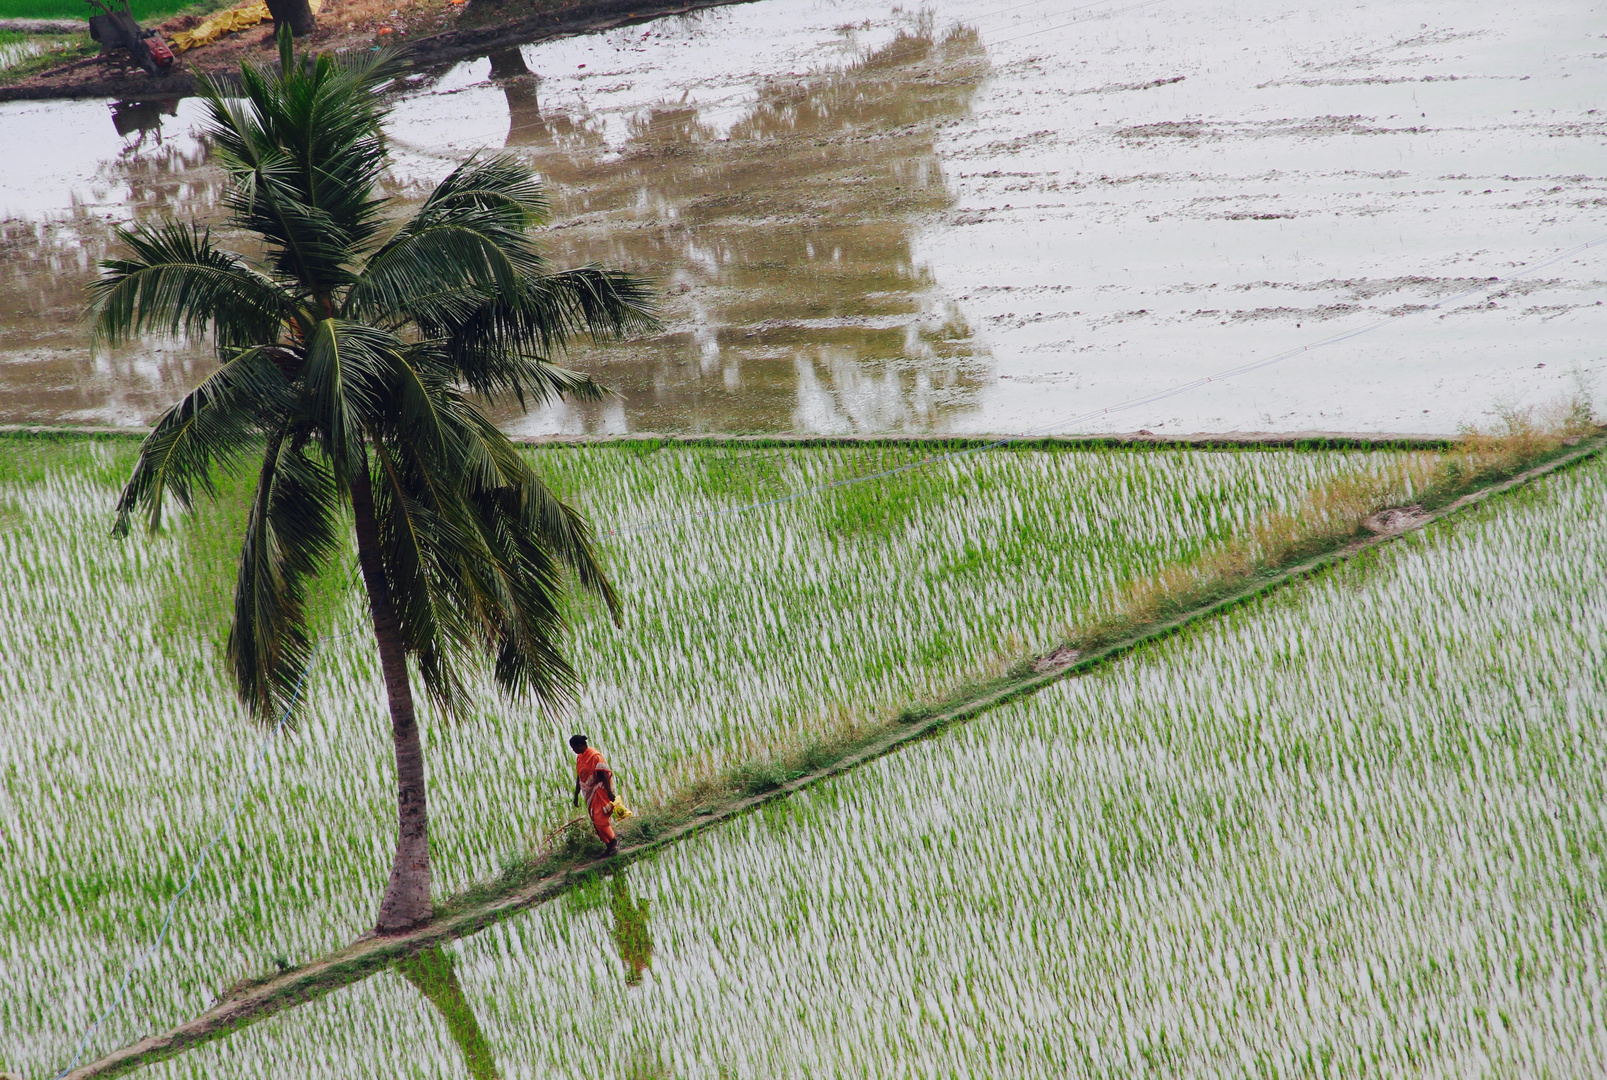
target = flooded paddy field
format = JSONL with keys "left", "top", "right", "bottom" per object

{"left": 125, "top": 452, "right": 1607, "bottom": 1080}
{"left": 1, "top": 0, "right": 1603, "bottom": 434}
{"left": 0, "top": 437, "right": 1414, "bottom": 1074}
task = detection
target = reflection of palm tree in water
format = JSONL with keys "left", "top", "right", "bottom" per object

{"left": 489, "top": 48, "right": 546, "bottom": 148}
{"left": 482, "top": 23, "right": 991, "bottom": 433}
{"left": 392, "top": 875, "right": 647, "bottom": 1076}
{"left": 609, "top": 872, "right": 654, "bottom": 986}
{"left": 395, "top": 946, "right": 502, "bottom": 1080}
{"left": 490, "top": 47, "right": 607, "bottom": 161}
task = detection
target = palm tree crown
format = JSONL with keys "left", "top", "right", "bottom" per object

{"left": 93, "top": 31, "right": 652, "bottom": 932}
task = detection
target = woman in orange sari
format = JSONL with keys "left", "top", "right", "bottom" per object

{"left": 570, "top": 734, "right": 619, "bottom": 856}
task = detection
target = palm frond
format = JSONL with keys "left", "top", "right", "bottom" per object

{"left": 88, "top": 223, "right": 297, "bottom": 350}
{"left": 198, "top": 42, "right": 400, "bottom": 294}
{"left": 441, "top": 267, "right": 656, "bottom": 353}
{"left": 114, "top": 346, "right": 294, "bottom": 534}
{"left": 527, "top": 266, "right": 658, "bottom": 342}
{"left": 448, "top": 475, "right": 579, "bottom": 708}
{"left": 301, "top": 319, "right": 405, "bottom": 480}
{"left": 227, "top": 150, "right": 364, "bottom": 294}
{"left": 351, "top": 152, "right": 652, "bottom": 406}
{"left": 228, "top": 430, "right": 341, "bottom": 719}
{"left": 478, "top": 483, "right": 581, "bottom": 703}
{"left": 429, "top": 338, "right": 613, "bottom": 411}
{"left": 344, "top": 223, "right": 528, "bottom": 326}
{"left": 412, "top": 154, "right": 550, "bottom": 230}
{"left": 364, "top": 389, "right": 604, "bottom": 710}
{"left": 417, "top": 268, "right": 654, "bottom": 405}
{"left": 461, "top": 407, "right": 621, "bottom": 620}
{"left": 368, "top": 154, "right": 549, "bottom": 267}
{"left": 346, "top": 155, "right": 556, "bottom": 326}
{"left": 368, "top": 437, "right": 482, "bottom": 715}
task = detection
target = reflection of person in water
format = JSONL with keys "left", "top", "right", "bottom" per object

{"left": 609, "top": 873, "right": 653, "bottom": 986}
{"left": 395, "top": 946, "right": 502, "bottom": 1080}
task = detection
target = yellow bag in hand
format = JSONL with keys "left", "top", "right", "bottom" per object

{"left": 610, "top": 800, "right": 633, "bottom": 822}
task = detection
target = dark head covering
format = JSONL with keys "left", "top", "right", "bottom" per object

{"left": 569, "top": 734, "right": 589, "bottom": 754}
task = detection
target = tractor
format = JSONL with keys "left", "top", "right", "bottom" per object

{"left": 85, "top": 0, "right": 176, "bottom": 76}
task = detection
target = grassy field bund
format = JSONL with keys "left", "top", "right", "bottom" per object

{"left": 2, "top": 423, "right": 1600, "bottom": 1077}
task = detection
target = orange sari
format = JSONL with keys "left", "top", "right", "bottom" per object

{"left": 575, "top": 746, "right": 616, "bottom": 843}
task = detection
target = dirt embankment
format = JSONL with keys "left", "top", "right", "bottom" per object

{"left": 0, "top": 0, "right": 756, "bottom": 103}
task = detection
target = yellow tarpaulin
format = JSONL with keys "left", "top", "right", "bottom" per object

{"left": 169, "top": 0, "right": 323, "bottom": 54}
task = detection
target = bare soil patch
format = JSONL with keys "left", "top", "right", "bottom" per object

{"left": 1363, "top": 504, "right": 1429, "bottom": 534}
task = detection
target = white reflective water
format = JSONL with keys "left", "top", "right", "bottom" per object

{"left": 0, "top": 0, "right": 1602, "bottom": 432}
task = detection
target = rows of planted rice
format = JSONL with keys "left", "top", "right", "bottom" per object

{"left": 1, "top": 437, "right": 1420, "bottom": 1074}
{"left": 135, "top": 454, "right": 1607, "bottom": 1079}
{"left": 530, "top": 441, "right": 1427, "bottom": 791}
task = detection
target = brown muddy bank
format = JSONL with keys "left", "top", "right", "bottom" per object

{"left": 0, "top": 0, "right": 755, "bottom": 103}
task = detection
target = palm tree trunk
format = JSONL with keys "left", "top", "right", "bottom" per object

{"left": 351, "top": 465, "right": 433, "bottom": 933}
{"left": 265, "top": 0, "right": 316, "bottom": 35}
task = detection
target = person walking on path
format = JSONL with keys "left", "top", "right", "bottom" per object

{"left": 571, "top": 734, "right": 619, "bottom": 856}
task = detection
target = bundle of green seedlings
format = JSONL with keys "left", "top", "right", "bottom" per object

{"left": 136, "top": 442, "right": 1607, "bottom": 1080}
{"left": 2, "top": 436, "right": 1417, "bottom": 1071}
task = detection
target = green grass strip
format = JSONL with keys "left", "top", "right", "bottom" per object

{"left": 1, "top": 423, "right": 1458, "bottom": 451}
{"left": 0, "top": 0, "right": 199, "bottom": 23}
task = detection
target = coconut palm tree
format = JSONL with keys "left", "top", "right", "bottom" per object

{"left": 92, "top": 31, "right": 651, "bottom": 934}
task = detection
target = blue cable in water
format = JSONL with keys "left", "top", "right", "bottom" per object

{"left": 51, "top": 632, "right": 351, "bottom": 1080}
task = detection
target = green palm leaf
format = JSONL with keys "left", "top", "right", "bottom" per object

{"left": 88, "top": 223, "right": 298, "bottom": 350}
{"left": 113, "top": 345, "right": 294, "bottom": 534}
{"left": 230, "top": 429, "right": 341, "bottom": 716}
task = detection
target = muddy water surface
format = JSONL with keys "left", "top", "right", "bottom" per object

{"left": 1, "top": 0, "right": 1604, "bottom": 433}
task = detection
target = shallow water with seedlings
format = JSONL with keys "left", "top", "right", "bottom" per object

{"left": 1, "top": 0, "right": 1603, "bottom": 433}
{"left": 127, "top": 454, "right": 1607, "bottom": 1080}
{"left": 0, "top": 439, "right": 1404, "bottom": 1074}
{"left": 0, "top": 33, "right": 51, "bottom": 71}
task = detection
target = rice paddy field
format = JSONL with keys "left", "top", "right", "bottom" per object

{"left": 0, "top": 436, "right": 1420, "bottom": 1075}
{"left": 116, "top": 450, "right": 1607, "bottom": 1080}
